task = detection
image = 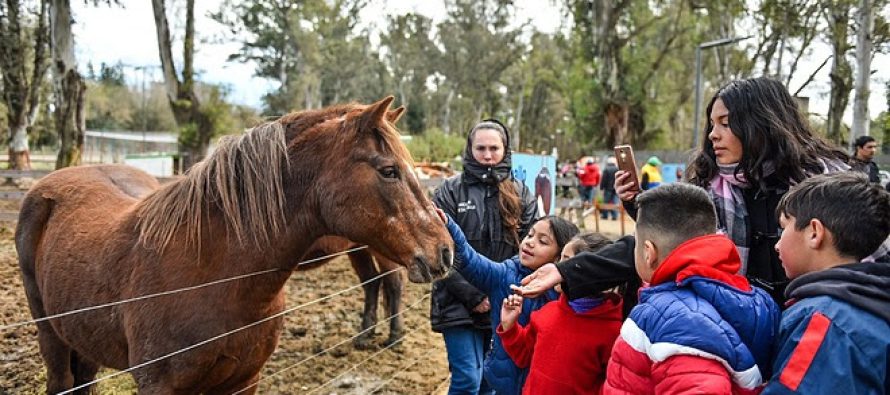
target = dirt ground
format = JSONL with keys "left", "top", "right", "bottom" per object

{"left": 0, "top": 204, "right": 632, "bottom": 394}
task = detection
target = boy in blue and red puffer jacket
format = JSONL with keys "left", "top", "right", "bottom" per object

{"left": 605, "top": 183, "right": 781, "bottom": 394}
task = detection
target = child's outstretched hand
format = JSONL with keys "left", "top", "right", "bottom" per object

{"left": 500, "top": 294, "right": 524, "bottom": 332}
{"left": 512, "top": 263, "right": 563, "bottom": 298}
{"left": 434, "top": 207, "right": 448, "bottom": 224}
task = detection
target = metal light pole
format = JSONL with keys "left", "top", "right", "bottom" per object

{"left": 691, "top": 36, "right": 752, "bottom": 149}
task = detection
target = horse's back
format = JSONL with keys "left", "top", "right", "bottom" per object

{"left": 28, "top": 164, "right": 160, "bottom": 201}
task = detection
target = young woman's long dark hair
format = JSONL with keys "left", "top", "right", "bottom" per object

{"left": 688, "top": 77, "right": 847, "bottom": 188}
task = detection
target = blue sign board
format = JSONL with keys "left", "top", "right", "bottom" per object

{"left": 512, "top": 153, "right": 557, "bottom": 216}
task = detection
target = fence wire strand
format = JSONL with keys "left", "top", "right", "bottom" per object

{"left": 232, "top": 293, "right": 430, "bottom": 395}
{"left": 55, "top": 264, "right": 396, "bottom": 395}
{"left": 431, "top": 374, "right": 451, "bottom": 395}
{"left": 306, "top": 328, "right": 418, "bottom": 394}
{"left": 0, "top": 245, "right": 368, "bottom": 331}
{"left": 366, "top": 355, "right": 424, "bottom": 394}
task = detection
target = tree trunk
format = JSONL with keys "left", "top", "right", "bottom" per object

{"left": 8, "top": 123, "right": 30, "bottom": 170}
{"left": 604, "top": 101, "right": 628, "bottom": 147}
{"left": 152, "top": 0, "right": 211, "bottom": 170}
{"left": 851, "top": 0, "right": 873, "bottom": 145}
{"left": 50, "top": 0, "right": 86, "bottom": 169}
{"left": 825, "top": 3, "right": 854, "bottom": 144}
{"left": 442, "top": 89, "right": 454, "bottom": 134}
{"left": 1, "top": 0, "right": 49, "bottom": 170}
{"left": 588, "top": 0, "right": 630, "bottom": 148}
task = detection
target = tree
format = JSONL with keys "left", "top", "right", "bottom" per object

{"left": 379, "top": 13, "right": 440, "bottom": 134}
{"left": 851, "top": 0, "right": 874, "bottom": 144}
{"left": 50, "top": 0, "right": 87, "bottom": 169}
{"left": 211, "top": 0, "right": 377, "bottom": 115}
{"left": 152, "top": 0, "right": 217, "bottom": 168}
{"left": 0, "top": 0, "right": 49, "bottom": 170}
{"left": 436, "top": 0, "right": 526, "bottom": 134}
{"left": 503, "top": 32, "right": 569, "bottom": 153}
{"left": 824, "top": 0, "right": 856, "bottom": 144}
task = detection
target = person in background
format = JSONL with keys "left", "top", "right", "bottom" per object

{"left": 849, "top": 135, "right": 880, "bottom": 183}
{"left": 763, "top": 173, "right": 889, "bottom": 394}
{"left": 576, "top": 157, "right": 601, "bottom": 208}
{"left": 558, "top": 161, "right": 578, "bottom": 199}
{"left": 639, "top": 156, "right": 663, "bottom": 190}
{"left": 431, "top": 119, "right": 537, "bottom": 395}
{"left": 599, "top": 156, "right": 619, "bottom": 220}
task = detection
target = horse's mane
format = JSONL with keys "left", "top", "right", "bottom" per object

{"left": 134, "top": 101, "right": 410, "bottom": 255}
{"left": 135, "top": 121, "right": 289, "bottom": 253}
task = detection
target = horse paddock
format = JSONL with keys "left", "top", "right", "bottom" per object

{"left": 0, "top": 220, "right": 451, "bottom": 394}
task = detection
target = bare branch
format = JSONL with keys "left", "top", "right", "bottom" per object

{"left": 793, "top": 55, "right": 831, "bottom": 96}
{"left": 151, "top": 0, "right": 180, "bottom": 101}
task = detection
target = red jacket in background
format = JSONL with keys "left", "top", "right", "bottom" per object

{"left": 497, "top": 293, "right": 623, "bottom": 395}
{"left": 577, "top": 163, "right": 601, "bottom": 187}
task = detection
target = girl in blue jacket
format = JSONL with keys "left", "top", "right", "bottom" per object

{"left": 440, "top": 212, "right": 578, "bottom": 395}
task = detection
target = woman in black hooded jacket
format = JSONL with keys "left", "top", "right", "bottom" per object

{"left": 430, "top": 119, "right": 537, "bottom": 395}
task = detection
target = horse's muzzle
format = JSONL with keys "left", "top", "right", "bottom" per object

{"left": 407, "top": 244, "right": 451, "bottom": 283}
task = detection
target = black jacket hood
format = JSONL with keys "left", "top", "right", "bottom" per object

{"left": 786, "top": 261, "right": 890, "bottom": 323}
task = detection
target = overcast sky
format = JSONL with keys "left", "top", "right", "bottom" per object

{"left": 72, "top": 1, "right": 888, "bottom": 124}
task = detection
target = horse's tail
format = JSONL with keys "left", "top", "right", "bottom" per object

{"left": 15, "top": 192, "right": 54, "bottom": 320}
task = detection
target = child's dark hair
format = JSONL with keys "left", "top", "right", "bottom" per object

{"left": 777, "top": 172, "right": 890, "bottom": 260}
{"left": 567, "top": 233, "right": 612, "bottom": 255}
{"left": 539, "top": 215, "right": 580, "bottom": 255}
{"left": 636, "top": 183, "right": 717, "bottom": 252}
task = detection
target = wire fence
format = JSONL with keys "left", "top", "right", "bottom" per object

{"left": 232, "top": 294, "right": 431, "bottom": 394}
{"left": 0, "top": 246, "right": 369, "bottom": 332}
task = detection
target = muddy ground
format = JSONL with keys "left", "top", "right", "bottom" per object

{"left": 0, "top": 219, "right": 451, "bottom": 394}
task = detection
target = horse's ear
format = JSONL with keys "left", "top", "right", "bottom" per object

{"left": 386, "top": 106, "right": 406, "bottom": 124}
{"left": 360, "top": 96, "right": 395, "bottom": 130}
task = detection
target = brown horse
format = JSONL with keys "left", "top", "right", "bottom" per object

{"left": 15, "top": 97, "right": 452, "bottom": 394}
{"left": 300, "top": 237, "right": 405, "bottom": 349}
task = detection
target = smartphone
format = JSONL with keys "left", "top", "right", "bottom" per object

{"left": 613, "top": 145, "right": 640, "bottom": 192}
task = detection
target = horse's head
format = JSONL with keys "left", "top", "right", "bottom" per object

{"left": 279, "top": 97, "right": 453, "bottom": 282}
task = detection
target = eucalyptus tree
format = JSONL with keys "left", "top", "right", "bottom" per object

{"left": 50, "top": 0, "right": 87, "bottom": 168}
{"left": 0, "top": 0, "right": 49, "bottom": 170}
{"left": 435, "top": 0, "right": 526, "bottom": 133}
{"left": 211, "top": 0, "right": 382, "bottom": 115}
{"left": 379, "top": 13, "right": 440, "bottom": 134}
{"left": 152, "top": 0, "right": 225, "bottom": 168}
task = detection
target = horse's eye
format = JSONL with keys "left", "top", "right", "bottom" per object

{"left": 379, "top": 166, "right": 400, "bottom": 179}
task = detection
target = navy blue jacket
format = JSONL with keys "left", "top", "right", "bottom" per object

{"left": 763, "top": 261, "right": 890, "bottom": 394}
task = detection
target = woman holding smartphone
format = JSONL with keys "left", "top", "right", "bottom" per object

{"left": 615, "top": 77, "right": 848, "bottom": 304}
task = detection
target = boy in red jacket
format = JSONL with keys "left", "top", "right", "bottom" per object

{"left": 605, "top": 183, "right": 779, "bottom": 394}
{"left": 497, "top": 233, "right": 628, "bottom": 395}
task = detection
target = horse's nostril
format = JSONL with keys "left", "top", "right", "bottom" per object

{"left": 440, "top": 245, "right": 453, "bottom": 269}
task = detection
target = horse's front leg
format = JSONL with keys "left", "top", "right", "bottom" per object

{"left": 381, "top": 260, "right": 404, "bottom": 347}
{"left": 348, "top": 249, "right": 381, "bottom": 350}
